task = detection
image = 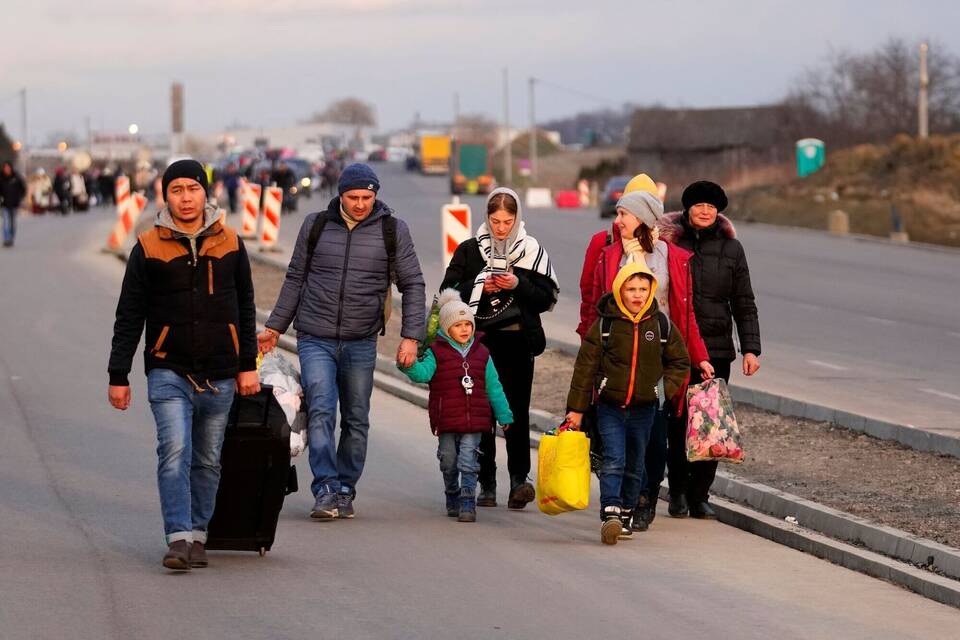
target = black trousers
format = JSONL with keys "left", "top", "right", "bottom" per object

{"left": 667, "top": 358, "right": 732, "bottom": 504}
{"left": 478, "top": 330, "right": 535, "bottom": 487}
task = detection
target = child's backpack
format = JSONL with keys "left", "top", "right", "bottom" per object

{"left": 303, "top": 210, "right": 397, "bottom": 336}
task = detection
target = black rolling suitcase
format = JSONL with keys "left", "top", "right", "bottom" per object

{"left": 206, "top": 385, "right": 298, "bottom": 556}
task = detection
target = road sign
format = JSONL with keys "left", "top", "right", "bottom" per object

{"left": 442, "top": 197, "right": 471, "bottom": 269}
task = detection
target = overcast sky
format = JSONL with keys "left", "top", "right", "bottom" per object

{"left": 1, "top": 0, "right": 958, "bottom": 145}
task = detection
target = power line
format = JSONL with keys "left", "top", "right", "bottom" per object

{"left": 531, "top": 77, "right": 621, "bottom": 109}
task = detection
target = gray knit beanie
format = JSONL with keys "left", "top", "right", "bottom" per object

{"left": 438, "top": 288, "right": 474, "bottom": 334}
{"left": 616, "top": 190, "right": 664, "bottom": 228}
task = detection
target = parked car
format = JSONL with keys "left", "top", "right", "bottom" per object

{"left": 281, "top": 158, "right": 318, "bottom": 198}
{"left": 599, "top": 175, "right": 631, "bottom": 218}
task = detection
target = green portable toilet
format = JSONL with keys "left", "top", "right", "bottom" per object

{"left": 796, "top": 138, "right": 825, "bottom": 177}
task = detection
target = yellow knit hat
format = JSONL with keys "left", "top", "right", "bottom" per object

{"left": 623, "top": 173, "right": 659, "bottom": 197}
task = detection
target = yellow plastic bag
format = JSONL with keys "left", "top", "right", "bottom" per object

{"left": 537, "top": 429, "right": 591, "bottom": 515}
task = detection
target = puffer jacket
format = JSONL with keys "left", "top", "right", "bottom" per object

{"left": 266, "top": 197, "right": 426, "bottom": 341}
{"left": 660, "top": 212, "right": 761, "bottom": 361}
{"left": 568, "top": 292, "right": 690, "bottom": 413}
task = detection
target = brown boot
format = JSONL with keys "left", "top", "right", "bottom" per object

{"left": 507, "top": 476, "right": 535, "bottom": 510}
{"left": 189, "top": 541, "right": 209, "bottom": 568}
{"left": 162, "top": 540, "right": 191, "bottom": 571}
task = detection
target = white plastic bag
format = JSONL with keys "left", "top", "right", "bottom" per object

{"left": 258, "top": 351, "right": 308, "bottom": 457}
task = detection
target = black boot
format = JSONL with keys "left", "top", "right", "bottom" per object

{"left": 477, "top": 482, "right": 497, "bottom": 507}
{"left": 507, "top": 475, "right": 535, "bottom": 510}
{"left": 635, "top": 493, "right": 655, "bottom": 529}
{"left": 689, "top": 501, "right": 716, "bottom": 520}
{"left": 668, "top": 493, "right": 689, "bottom": 518}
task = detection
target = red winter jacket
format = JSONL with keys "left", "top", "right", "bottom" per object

{"left": 579, "top": 229, "right": 710, "bottom": 412}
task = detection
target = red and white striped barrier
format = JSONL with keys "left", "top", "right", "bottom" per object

{"left": 107, "top": 180, "right": 146, "bottom": 251}
{"left": 441, "top": 196, "right": 471, "bottom": 268}
{"left": 107, "top": 176, "right": 133, "bottom": 250}
{"left": 260, "top": 186, "right": 282, "bottom": 250}
{"left": 240, "top": 179, "right": 261, "bottom": 239}
{"left": 578, "top": 179, "right": 590, "bottom": 207}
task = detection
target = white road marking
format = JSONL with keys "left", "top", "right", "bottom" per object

{"left": 948, "top": 332, "right": 960, "bottom": 339}
{"left": 864, "top": 316, "right": 897, "bottom": 326}
{"left": 919, "top": 388, "right": 960, "bottom": 402}
{"left": 807, "top": 360, "right": 849, "bottom": 371}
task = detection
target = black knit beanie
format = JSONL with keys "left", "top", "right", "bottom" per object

{"left": 338, "top": 163, "right": 380, "bottom": 195}
{"left": 681, "top": 180, "right": 728, "bottom": 212}
{"left": 162, "top": 159, "right": 208, "bottom": 197}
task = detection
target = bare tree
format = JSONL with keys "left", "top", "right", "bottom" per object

{"left": 788, "top": 38, "right": 960, "bottom": 146}
{"left": 308, "top": 98, "right": 377, "bottom": 127}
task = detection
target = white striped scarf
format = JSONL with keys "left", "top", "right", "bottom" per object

{"left": 469, "top": 220, "right": 559, "bottom": 311}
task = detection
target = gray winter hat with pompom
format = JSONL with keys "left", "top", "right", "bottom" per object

{"left": 438, "top": 288, "right": 474, "bottom": 334}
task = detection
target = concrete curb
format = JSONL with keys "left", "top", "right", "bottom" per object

{"left": 699, "top": 493, "right": 960, "bottom": 609}
{"left": 248, "top": 247, "right": 290, "bottom": 270}
{"left": 711, "top": 473, "right": 960, "bottom": 582}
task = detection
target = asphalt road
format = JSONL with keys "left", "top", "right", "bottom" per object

{"left": 273, "top": 162, "right": 960, "bottom": 437}
{"left": 1, "top": 206, "right": 959, "bottom": 638}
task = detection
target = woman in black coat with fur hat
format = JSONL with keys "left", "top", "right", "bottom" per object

{"left": 658, "top": 180, "right": 761, "bottom": 519}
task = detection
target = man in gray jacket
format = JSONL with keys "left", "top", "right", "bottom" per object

{"left": 258, "top": 163, "right": 425, "bottom": 519}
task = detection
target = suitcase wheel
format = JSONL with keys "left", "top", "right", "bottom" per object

{"left": 259, "top": 547, "right": 266, "bottom": 557}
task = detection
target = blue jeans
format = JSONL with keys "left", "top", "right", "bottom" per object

{"left": 298, "top": 334, "right": 377, "bottom": 498}
{"left": 147, "top": 369, "right": 235, "bottom": 545}
{"left": 2, "top": 207, "right": 15, "bottom": 245}
{"left": 596, "top": 401, "right": 657, "bottom": 512}
{"left": 437, "top": 432, "right": 482, "bottom": 498}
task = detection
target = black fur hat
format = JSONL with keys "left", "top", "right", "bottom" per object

{"left": 681, "top": 181, "right": 728, "bottom": 212}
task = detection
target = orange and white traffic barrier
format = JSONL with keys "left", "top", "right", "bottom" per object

{"left": 106, "top": 176, "right": 132, "bottom": 250}
{"left": 240, "top": 179, "right": 261, "bottom": 239}
{"left": 260, "top": 186, "right": 282, "bottom": 250}
{"left": 107, "top": 186, "right": 146, "bottom": 251}
{"left": 578, "top": 179, "right": 590, "bottom": 207}
{"left": 441, "top": 196, "right": 471, "bottom": 268}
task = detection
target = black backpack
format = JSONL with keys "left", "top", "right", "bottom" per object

{"left": 303, "top": 210, "right": 398, "bottom": 336}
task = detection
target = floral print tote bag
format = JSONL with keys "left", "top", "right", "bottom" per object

{"left": 685, "top": 378, "right": 744, "bottom": 464}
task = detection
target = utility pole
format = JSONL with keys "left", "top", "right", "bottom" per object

{"left": 20, "top": 88, "right": 28, "bottom": 175}
{"left": 528, "top": 77, "right": 537, "bottom": 184}
{"left": 918, "top": 42, "right": 929, "bottom": 139}
{"left": 453, "top": 91, "right": 460, "bottom": 136}
{"left": 503, "top": 68, "right": 512, "bottom": 184}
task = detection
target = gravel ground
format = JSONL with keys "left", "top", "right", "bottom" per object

{"left": 251, "top": 261, "right": 960, "bottom": 549}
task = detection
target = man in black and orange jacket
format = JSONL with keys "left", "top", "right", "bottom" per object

{"left": 108, "top": 159, "right": 259, "bottom": 572}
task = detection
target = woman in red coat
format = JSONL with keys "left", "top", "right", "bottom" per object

{"left": 578, "top": 179, "right": 712, "bottom": 530}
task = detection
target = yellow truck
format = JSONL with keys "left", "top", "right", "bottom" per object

{"left": 418, "top": 134, "right": 451, "bottom": 175}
